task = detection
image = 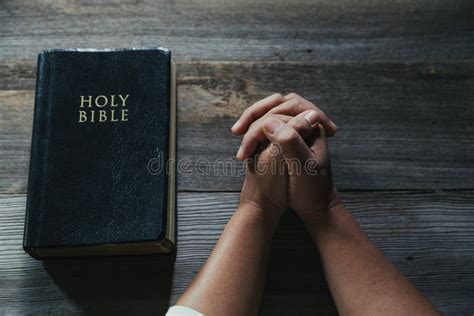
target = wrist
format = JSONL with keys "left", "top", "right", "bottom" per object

{"left": 303, "top": 189, "right": 343, "bottom": 234}
{"left": 237, "top": 201, "right": 282, "bottom": 232}
{"left": 301, "top": 187, "right": 343, "bottom": 230}
{"left": 307, "top": 202, "right": 349, "bottom": 245}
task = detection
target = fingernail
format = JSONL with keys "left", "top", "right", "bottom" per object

{"left": 330, "top": 121, "right": 338, "bottom": 131}
{"left": 236, "top": 145, "right": 244, "bottom": 159}
{"left": 231, "top": 120, "right": 241, "bottom": 131}
{"left": 304, "top": 111, "right": 318, "bottom": 125}
{"left": 264, "top": 118, "right": 283, "bottom": 134}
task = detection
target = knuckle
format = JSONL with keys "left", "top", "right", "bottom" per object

{"left": 247, "top": 116, "right": 259, "bottom": 129}
{"left": 247, "top": 121, "right": 262, "bottom": 137}
{"left": 284, "top": 98, "right": 300, "bottom": 109}
{"left": 241, "top": 133, "right": 249, "bottom": 145}
{"left": 242, "top": 128, "right": 256, "bottom": 145}
{"left": 297, "top": 101, "right": 313, "bottom": 113}
{"left": 271, "top": 93, "right": 285, "bottom": 103}
{"left": 285, "top": 92, "right": 300, "bottom": 99}
{"left": 306, "top": 99, "right": 319, "bottom": 110}
{"left": 243, "top": 108, "right": 255, "bottom": 120}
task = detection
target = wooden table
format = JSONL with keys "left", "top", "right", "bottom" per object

{"left": 1, "top": 1, "right": 473, "bottom": 314}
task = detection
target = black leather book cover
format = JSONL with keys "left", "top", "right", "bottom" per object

{"left": 23, "top": 48, "right": 176, "bottom": 259}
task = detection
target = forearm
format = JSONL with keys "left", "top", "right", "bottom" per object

{"left": 176, "top": 204, "right": 279, "bottom": 316}
{"left": 309, "top": 204, "right": 440, "bottom": 316}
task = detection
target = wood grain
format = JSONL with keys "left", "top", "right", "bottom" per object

{"left": 0, "top": 194, "right": 175, "bottom": 315}
{"left": 2, "top": 61, "right": 473, "bottom": 193}
{"left": 1, "top": 1, "right": 474, "bottom": 314}
{"left": 1, "top": 192, "right": 473, "bottom": 315}
{"left": 1, "top": 0, "right": 473, "bottom": 63}
{"left": 173, "top": 191, "right": 474, "bottom": 315}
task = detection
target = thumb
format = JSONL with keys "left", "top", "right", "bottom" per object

{"left": 263, "top": 117, "right": 313, "bottom": 174}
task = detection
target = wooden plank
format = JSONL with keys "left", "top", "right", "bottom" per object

{"left": 1, "top": 0, "right": 473, "bottom": 63}
{"left": 0, "top": 195, "right": 175, "bottom": 315}
{"left": 0, "top": 192, "right": 473, "bottom": 315}
{"left": 0, "top": 91, "right": 33, "bottom": 194}
{"left": 2, "top": 61, "right": 474, "bottom": 193}
{"left": 172, "top": 191, "right": 474, "bottom": 315}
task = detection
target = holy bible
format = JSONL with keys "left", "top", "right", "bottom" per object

{"left": 23, "top": 48, "right": 176, "bottom": 259}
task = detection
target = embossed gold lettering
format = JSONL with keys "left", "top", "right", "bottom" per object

{"left": 78, "top": 94, "right": 130, "bottom": 123}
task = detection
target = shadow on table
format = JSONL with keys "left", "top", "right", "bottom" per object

{"left": 261, "top": 211, "right": 338, "bottom": 315}
{"left": 44, "top": 252, "right": 175, "bottom": 315}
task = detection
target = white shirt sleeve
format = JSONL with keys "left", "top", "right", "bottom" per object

{"left": 166, "top": 305, "right": 204, "bottom": 316}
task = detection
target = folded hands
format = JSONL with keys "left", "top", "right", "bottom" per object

{"left": 234, "top": 93, "right": 340, "bottom": 229}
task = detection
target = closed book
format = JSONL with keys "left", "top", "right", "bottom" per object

{"left": 23, "top": 48, "right": 176, "bottom": 259}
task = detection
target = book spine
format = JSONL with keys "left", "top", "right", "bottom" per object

{"left": 23, "top": 52, "right": 52, "bottom": 250}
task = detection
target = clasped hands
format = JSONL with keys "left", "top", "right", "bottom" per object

{"left": 233, "top": 93, "right": 340, "bottom": 229}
